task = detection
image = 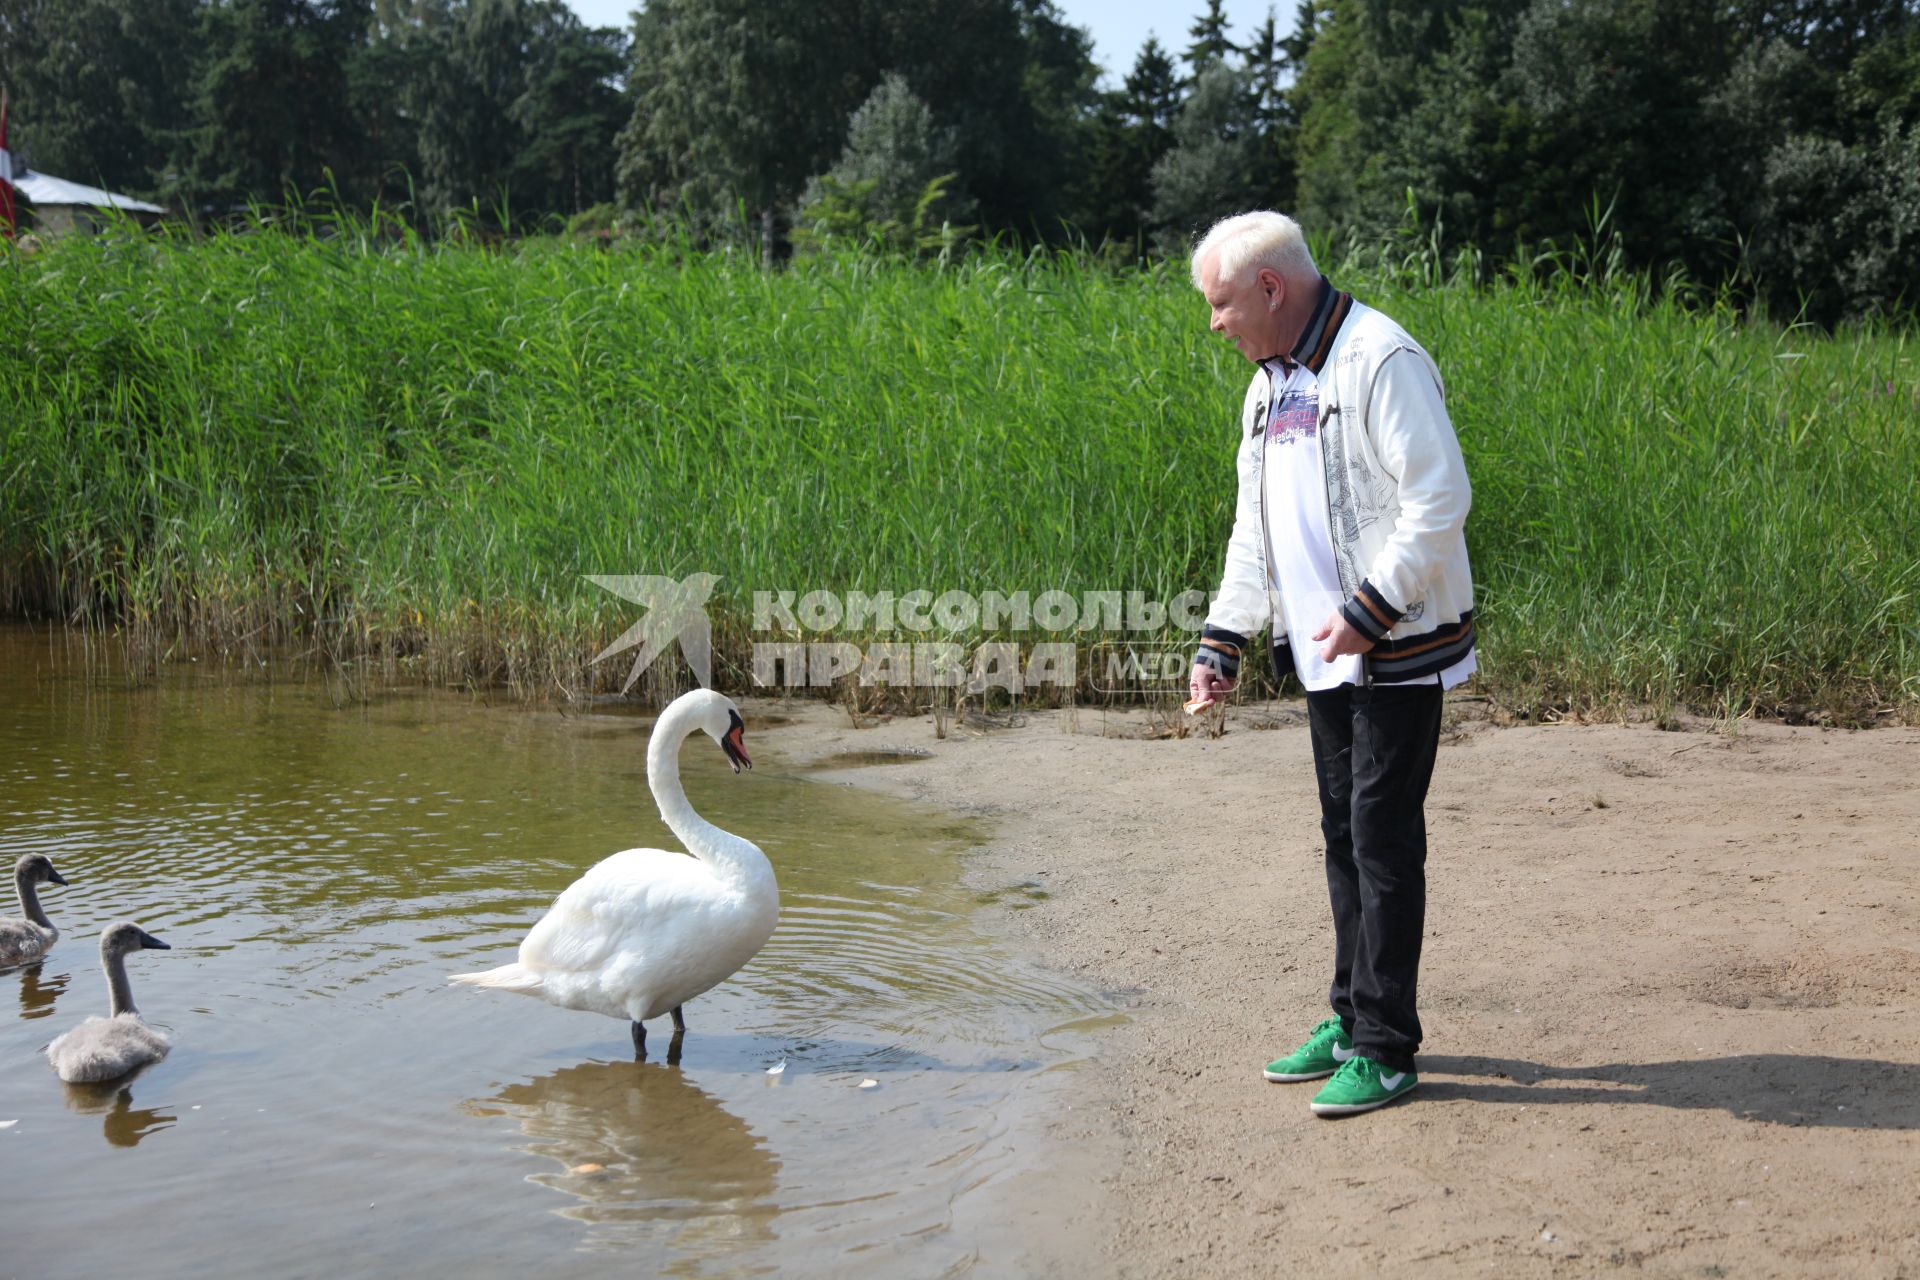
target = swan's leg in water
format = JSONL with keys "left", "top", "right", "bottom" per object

{"left": 631, "top": 1019, "right": 647, "bottom": 1060}
{"left": 666, "top": 1006, "right": 686, "bottom": 1064}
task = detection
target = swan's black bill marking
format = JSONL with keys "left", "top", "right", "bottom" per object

{"left": 46, "top": 865, "right": 68, "bottom": 886}
{"left": 722, "top": 711, "right": 752, "bottom": 773}
{"left": 137, "top": 931, "right": 170, "bottom": 950}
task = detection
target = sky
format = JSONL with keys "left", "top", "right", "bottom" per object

{"left": 559, "top": 1, "right": 1294, "bottom": 86}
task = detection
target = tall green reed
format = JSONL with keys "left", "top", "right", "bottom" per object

{"left": 0, "top": 214, "right": 1912, "bottom": 717}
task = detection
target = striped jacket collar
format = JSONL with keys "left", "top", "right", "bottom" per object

{"left": 1283, "top": 275, "right": 1353, "bottom": 376}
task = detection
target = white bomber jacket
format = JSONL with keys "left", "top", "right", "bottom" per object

{"left": 1193, "top": 278, "right": 1477, "bottom": 685}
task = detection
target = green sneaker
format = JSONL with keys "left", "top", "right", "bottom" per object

{"left": 1309, "top": 1056, "right": 1418, "bottom": 1116}
{"left": 1262, "top": 1016, "right": 1356, "bottom": 1082}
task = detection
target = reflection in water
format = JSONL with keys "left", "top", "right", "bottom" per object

{"left": 16, "top": 961, "right": 67, "bottom": 1019}
{"left": 62, "top": 1073, "right": 176, "bottom": 1148}
{"left": 469, "top": 1061, "right": 779, "bottom": 1267}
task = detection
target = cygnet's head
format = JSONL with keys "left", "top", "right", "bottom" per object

{"left": 16, "top": 853, "right": 68, "bottom": 887}
{"left": 675, "top": 688, "right": 753, "bottom": 773}
{"left": 101, "top": 922, "right": 171, "bottom": 960}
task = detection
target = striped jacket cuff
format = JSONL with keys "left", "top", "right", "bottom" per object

{"left": 1366, "top": 611, "right": 1475, "bottom": 681}
{"left": 1340, "top": 579, "right": 1403, "bottom": 643}
{"left": 1193, "top": 625, "right": 1248, "bottom": 681}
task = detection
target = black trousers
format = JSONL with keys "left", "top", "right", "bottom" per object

{"left": 1305, "top": 680, "right": 1444, "bottom": 1074}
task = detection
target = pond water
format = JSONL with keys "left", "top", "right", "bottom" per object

{"left": 0, "top": 626, "right": 1111, "bottom": 1276}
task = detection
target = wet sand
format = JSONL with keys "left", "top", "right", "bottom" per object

{"left": 759, "top": 700, "right": 1920, "bottom": 1278}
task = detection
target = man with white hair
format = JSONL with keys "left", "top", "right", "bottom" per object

{"left": 1187, "top": 210, "right": 1476, "bottom": 1116}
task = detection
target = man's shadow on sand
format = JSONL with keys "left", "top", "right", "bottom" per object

{"left": 1420, "top": 1054, "right": 1920, "bottom": 1130}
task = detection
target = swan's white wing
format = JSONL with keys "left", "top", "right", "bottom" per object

{"left": 517, "top": 848, "right": 718, "bottom": 978}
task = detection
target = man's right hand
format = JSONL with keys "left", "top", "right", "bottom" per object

{"left": 1188, "top": 663, "right": 1235, "bottom": 710}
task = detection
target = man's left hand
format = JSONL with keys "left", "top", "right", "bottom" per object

{"left": 1312, "top": 611, "right": 1376, "bottom": 662}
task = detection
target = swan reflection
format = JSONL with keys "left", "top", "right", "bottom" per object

{"left": 16, "top": 961, "right": 67, "bottom": 1019}
{"left": 468, "top": 1060, "right": 779, "bottom": 1263}
{"left": 61, "top": 1073, "right": 176, "bottom": 1148}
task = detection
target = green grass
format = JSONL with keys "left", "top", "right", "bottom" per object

{"left": 1, "top": 217, "right": 1914, "bottom": 719}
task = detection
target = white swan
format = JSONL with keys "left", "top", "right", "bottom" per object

{"left": 46, "top": 922, "right": 173, "bottom": 1083}
{"left": 451, "top": 689, "right": 777, "bottom": 1059}
{"left": 0, "top": 853, "right": 69, "bottom": 967}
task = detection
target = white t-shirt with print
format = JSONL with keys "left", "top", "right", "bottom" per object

{"left": 1259, "top": 359, "right": 1476, "bottom": 692}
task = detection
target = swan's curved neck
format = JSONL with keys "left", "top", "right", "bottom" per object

{"left": 16, "top": 869, "right": 51, "bottom": 929}
{"left": 103, "top": 947, "right": 138, "bottom": 1017}
{"left": 647, "top": 705, "right": 767, "bottom": 890}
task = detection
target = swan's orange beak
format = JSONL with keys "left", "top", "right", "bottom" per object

{"left": 721, "top": 712, "right": 752, "bottom": 773}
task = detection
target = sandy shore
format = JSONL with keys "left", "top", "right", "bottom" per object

{"left": 757, "top": 697, "right": 1920, "bottom": 1278}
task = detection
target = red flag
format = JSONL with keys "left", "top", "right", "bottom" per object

{"left": 0, "top": 87, "right": 15, "bottom": 236}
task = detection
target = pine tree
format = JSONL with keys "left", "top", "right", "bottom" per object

{"left": 1073, "top": 35, "right": 1183, "bottom": 245}
{"left": 1150, "top": 62, "right": 1261, "bottom": 252}
{"left": 346, "top": 6, "right": 428, "bottom": 209}
{"left": 1245, "top": 8, "right": 1283, "bottom": 118}
{"left": 185, "top": 0, "right": 373, "bottom": 212}
{"left": 509, "top": 7, "right": 627, "bottom": 216}
{"left": 1279, "top": 0, "right": 1322, "bottom": 70}
{"left": 405, "top": 0, "right": 535, "bottom": 218}
{"left": 1242, "top": 5, "right": 1299, "bottom": 211}
{"left": 616, "top": 0, "right": 1101, "bottom": 253}
{"left": 1183, "top": 0, "right": 1237, "bottom": 84}
{"left": 1124, "top": 35, "right": 1184, "bottom": 133}
{"left": 795, "top": 72, "right": 974, "bottom": 255}
{"left": 617, "top": 0, "right": 867, "bottom": 253}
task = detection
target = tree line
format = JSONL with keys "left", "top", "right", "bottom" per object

{"left": 1, "top": 0, "right": 1916, "bottom": 322}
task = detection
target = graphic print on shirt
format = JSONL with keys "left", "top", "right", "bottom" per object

{"left": 1266, "top": 386, "right": 1318, "bottom": 447}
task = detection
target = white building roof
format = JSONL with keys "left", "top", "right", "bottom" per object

{"left": 16, "top": 169, "right": 164, "bottom": 214}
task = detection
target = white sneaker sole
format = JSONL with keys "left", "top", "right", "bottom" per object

{"left": 1263, "top": 1066, "right": 1338, "bottom": 1082}
{"left": 1310, "top": 1080, "right": 1419, "bottom": 1116}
